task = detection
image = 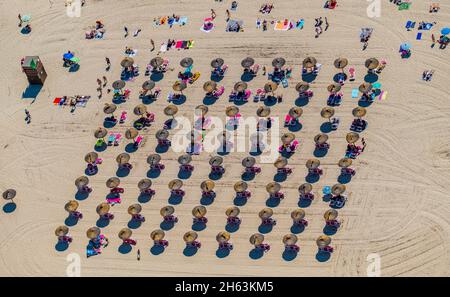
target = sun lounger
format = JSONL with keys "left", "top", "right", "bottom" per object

{"left": 351, "top": 88, "right": 359, "bottom": 98}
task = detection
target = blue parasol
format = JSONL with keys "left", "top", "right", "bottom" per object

{"left": 400, "top": 43, "right": 411, "bottom": 51}
{"left": 63, "top": 52, "right": 74, "bottom": 59}
{"left": 441, "top": 28, "right": 450, "bottom": 35}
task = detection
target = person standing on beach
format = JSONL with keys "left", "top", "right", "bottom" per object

{"left": 211, "top": 9, "right": 216, "bottom": 20}
{"left": 102, "top": 76, "right": 107, "bottom": 87}
{"left": 324, "top": 17, "right": 329, "bottom": 31}
{"left": 124, "top": 26, "right": 129, "bottom": 38}
{"left": 105, "top": 57, "right": 111, "bottom": 71}
{"left": 137, "top": 249, "right": 141, "bottom": 261}
{"left": 150, "top": 39, "right": 155, "bottom": 51}
{"left": 25, "top": 109, "right": 31, "bottom": 124}
{"left": 18, "top": 14, "right": 23, "bottom": 27}
{"left": 226, "top": 9, "right": 230, "bottom": 22}
{"left": 431, "top": 34, "right": 436, "bottom": 48}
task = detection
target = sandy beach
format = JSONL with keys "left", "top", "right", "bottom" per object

{"left": 0, "top": 0, "right": 449, "bottom": 277}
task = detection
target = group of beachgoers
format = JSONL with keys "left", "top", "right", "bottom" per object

{"left": 85, "top": 20, "right": 105, "bottom": 39}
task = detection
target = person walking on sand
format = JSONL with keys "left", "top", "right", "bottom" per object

{"left": 102, "top": 76, "right": 107, "bottom": 87}
{"left": 137, "top": 249, "right": 141, "bottom": 261}
{"left": 431, "top": 34, "right": 436, "bottom": 48}
{"left": 150, "top": 39, "right": 155, "bottom": 51}
{"left": 226, "top": 9, "right": 230, "bottom": 22}
{"left": 97, "top": 78, "right": 102, "bottom": 88}
{"left": 211, "top": 9, "right": 216, "bottom": 20}
{"left": 25, "top": 109, "right": 31, "bottom": 124}
{"left": 124, "top": 26, "right": 129, "bottom": 38}
{"left": 324, "top": 17, "right": 329, "bottom": 31}
{"left": 105, "top": 57, "right": 111, "bottom": 71}
{"left": 18, "top": 14, "right": 23, "bottom": 27}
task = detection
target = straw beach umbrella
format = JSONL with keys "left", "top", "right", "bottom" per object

{"left": 200, "top": 180, "right": 215, "bottom": 192}
{"left": 142, "top": 80, "right": 155, "bottom": 91}
{"left": 264, "top": 81, "right": 278, "bottom": 94}
{"left": 225, "top": 106, "right": 239, "bottom": 117}
{"left": 281, "top": 132, "right": 295, "bottom": 144}
{"left": 316, "top": 235, "right": 331, "bottom": 248}
{"left": 306, "top": 158, "right": 320, "bottom": 169}
{"left": 103, "top": 103, "right": 117, "bottom": 115}
{"left": 211, "top": 58, "right": 224, "bottom": 68}
{"left": 289, "top": 107, "right": 303, "bottom": 119}
{"left": 365, "top": 58, "right": 379, "bottom": 70}
{"left": 302, "top": 57, "right": 317, "bottom": 69}
{"left": 151, "top": 229, "right": 165, "bottom": 241}
{"left": 241, "top": 57, "right": 255, "bottom": 68}
{"left": 168, "top": 179, "right": 183, "bottom": 190}
{"left": 352, "top": 107, "right": 367, "bottom": 118}
{"left": 125, "top": 128, "right": 138, "bottom": 140}
{"left": 172, "top": 81, "right": 187, "bottom": 93}
{"left": 274, "top": 156, "right": 288, "bottom": 169}
{"left": 291, "top": 209, "right": 306, "bottom": 221}
{"left": 94, "top": 127, "right": 107, "bottom": 139}
{"left": 138, "top": 178, "right": 152, "bottom": 191}
{"left": 282, "top": 234, "right": 298, "bottom": 245}
{"left": 234, "top": 81, "right": 248, "bottom": 92}
{"left": 86, "top": 227, "right": 101, "bottom": 239}
{"left": 203, "top": 81, "right": 217, "bottom": 93}
{"left": 64, "top": 200, "right": 79, "bottom": 212}
{"left": 118, "top": 228, "right": 132, "bottom": 240}
{"left": 120, "top": 57, "right": 134, "bottom": 68}
{"left": 234, "top": 181, "right": 248, "bottom": 192}
{"left": 327, "top": 83, "right": 341, "bottom": 93}
{"left": 192, "top": 206, "right": 207, "bottom": 218}
{"left": 150, "top": 57, "right": 164, "bottom": 68}
{"left": 75, "top": 176, "right": 89, "bottom": 188}
{"left": 183, "top": 231, "right": 198, "bottom": 243}
{"left": 164, "top": 105, "right": 178, "bottom": 117}
{"left": 324, "top": 209, "right": 338, "bottom": 221}
{"left": 359, "top": 82, "right": 372, "bottom": 94}
{"left": 216, "top": 231, "right": 231, "bottom": 243}
{"left": 321, "top": 107, "right": 335, "bottom": 121}
{"left": 180, "top": 57, "right": 193, "bottom": 68}
{"left": 147, "top": 154, "right": 161, "bottom": 166}
{"left": 55, "top": 225, "right": 69, "bottom": 237}
{"left": 295, "top": 82, "right": 310, "bottom": 93}
{"left": 256, "top": 106, "right": 271, "bottom": 117}
{"left": 331, "top": 183, "right": 346, "bottom": 195}
{"left": 266, "top": 182, "right": 281, "bottom": 194}
{"left": 258, "top": 208, "right": 273, "bottom": 219}
{"left": 226, "top": 206, "right": 240, "bottom": 217}
{"left": 96, "top": 203, "right": 110, "bottom": 216}
{"left": 133, "top": 104, "right": 147, "bottom": 116}
{"left": 209, "top": 156, "right": 223, "bottom": 166}
{"left": 250, "top": 233, "right": 265, "bottom": 246}
{"left": 156, "top": 129, "right": 169, "bottom": 141}
{"left": 84, "top": 152, "right": 98, "bottom": 163}
{"left": 106, "top": 177, "right": 120, "bottom": 188}
{"left": 128, "top": 204, "right": 142, "bottom": 215}
{"left": 241, "top": 156, "right": 256, "bottom": 168}
{"left": 334, "top": 58, "right": 348, "bottom": 72}
{"left": 112, "top": 80, "right": 126, "bottom": 90}
{"left": 346, "top": 132, "right": 360, "bottom": 144}
{"left": 298, "top": 183, "right": 313, "bottom": 195}
{"left": 314, "top": 133, "right": 329, "bottom": 144}
{"left": 160, "top": 206, "right": 175, "bottom": 217}
{"left": 338, "top": 158, "right": 352, "bottom": 168}
{"left": 272, "top": 57, "right": 286, "bottom": 68}
{"left": 116, "top": 153, "right": 130, "bottom": 165}
{"left": 178, "top": 154, "right": 192, "bottom": 165}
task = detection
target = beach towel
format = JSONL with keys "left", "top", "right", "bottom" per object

{"left": 274, "top": 20, "right": 292, "bottom": 31}
{"left": 351, "top": 89, "right": 359, "bottom": 98}
{"left": 296, "top": 19, "right": 305, "bottom": 29}
{"left": 159, "top": 43, "right": 167, "bottom": 52}
{"left": 175, "top": 16, "right": 188, "bottom": 25}
{"left": 399, "top": 2, "right": 411, "bottom": 10}
{"left": 416, "top": 32, "right": 422, "bottom": 40}
{"left": 379, "top": 91, "right": 388, "bottom": 101}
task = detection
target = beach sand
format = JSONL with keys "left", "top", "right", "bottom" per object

{"left": 0, "top": 0, "right": 449, "bottom": 276}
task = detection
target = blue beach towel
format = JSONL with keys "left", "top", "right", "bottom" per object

{"left": 351, "top": 88, "right": 359, "bottom": 98}
{"left": 416, "top": 32, "right": 422, "bottom": 40}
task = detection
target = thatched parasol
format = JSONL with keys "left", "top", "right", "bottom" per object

{"left": 150, "top": 57, "right": 164, "bottom": 68}
{"left": 120, "top": 57, "right": 134, "bottom": 68}
{"left": 147, "top": 154, "right": 161, "bottom": 165}
{"left": 106, "top": 177, "right": 120, "bottom": 188}
{"left": 84, "top": 152, "right": 98, "bottom": 163}
{"left": 346, "top": 132, "right": 359, "bottom": 144}
{"left": 216, "top": 231, "right": 231, "bottom": 243}
{"left": 112, "top": 80, "right": 126, "bottom": 90}
{"left": 338, "top": 158, "right": 352, "bottom": 168}
{"left": 303, "top": 57, "right": 317, "bottom": 68}
{"left": 225, "top": 106, "right": 239, "bottom": 117}
{"left": 55, "top": 225, "right": 69, "bottom": 237}
{"left": 178, "top": 154, "right": 192, "bottom": 165}
{"left": 116, "top": 153, "right": 130, "bottom": 165}
{"left": 192, "top": 205, "right": 207, "bottom": 218}
{"left": 334, "top": 58, "right": 349, "bottom": 70}
{"left": 316, "top": 235, "right": 331, "bottom": 248}
{"left": 96, "top": 202, "right": 110, "bottom": 216}
{"left": 180, "top": 57, "right": 194, "bottom": 68}
{"left": 172, "top": 80, "right": 187, "bottom": 92}
{"left": 291, "top": 209, "right": 306, "bottom": 221}
{"left": 75, "top": 176, "right": 89, "bottom": 188}
{"left": 163, "top": 105, "right": 178, "bottom": 117}
{"left": 327, "top": 83, "right": 341, "bottom": 93}
{"left": 306, "top": 158, "right": 320, "bottom": 169}
{"left": 359, "top": 82, "right": 372, "bottom": 93}
{"left": 320, "top": 107, "right": 335, "bottom": 120}
{"left": 352, "top": 107, "right": 367, "bottom": 118}
{"left": 272, "top": 57, "right": 286, "bottom": 68}
{"left": 241, "top": 156, "right": 256, "bottom": 168}
{"left": 86, "top": 227, "right": 101, "bottom": 239}
{"left": 314, "top": 133, "right": 329, "bottom": 144}
{"left": 324, "top": 209, "right": 338, "bottom": 221}
{"left": 295, "top": 82, "right": 310, "bottom": 93}
{"left": 2, "top": 189, "right": 16, "bottom": 200}
{"left": 289, "top": 107, "right": 303, "bottom": 119}
{"left": 155, "top": 129, "right": 169, "bottom": 140}
{"left": 249, "top": 233, "right": 265, "bottom": 246}
{"left": 282, "top": 234, "right": 298, "bottom": 245}
{"left": 241, "top": 57, "right": 255, "bottom": 68}
{"left": 256, "top": 106, "right": 271, "bottom": 117}
{"left": 118, "top": 228, "right": 132, "bottom": 240}
{"left": 133, "top": 104, "right": 147, "bottom": 116}
{"left": 365, "top": 58, "right": 379, "bottom": 70}
{"left": 258, "top": 208, "right": 274, "bottom": 219}
{"left": 103, "top": 103, "right": 117, "bottom": 114}
{"left": 195, "top": 104, "right": 209, "bottom": 116}
{"left": 127, "top": 204, "right": 142, "bottom": 215}
{"left": 225, "top": 206, "right": 240, "bottom": 217}
{"left": 331, "top": 183, "right": 346, "bottom": 195}
{"left": 168, "top": 179, "right": 183, "bottom": 190}
{"left": 281, "top": 132, "right": 295, "bottom": 144}
{"left": 209, "top": 156, "right": 223, "bottom": 166}
{"left": 151, "top": 229, "right": 165, "bottom": 241}
{"left": 160, "top": 205, "right": 175, "bottom": 217}
{"left": 211, "top": 58, "right": 224, "bottom": 68}
{"left": 94, "top": 127, "right": 108, "bottom": 139}
{"left": 64, "top": 200, "right": 79, "bottom": 212}
{"left": 125, "top": 128, "right": 138, "bottom": 140}
{"left": 234, "top": 81, "right": 248, "bottom": 92}
{"left": 183, "top": 231, "right": 198, "bottom": 243}
{"left": 138, "top": 178, "right": 152, "bottom": 191}
{"left": 142, "top": 80, "right": 155, "bottom": 91}
{"left": 274, "top": 157, "right": 288, "bottom": 169}
{"left": 264, "top": 81, "right": 278, "bottom": 93}
{"left": 203, "top": 81, "right": 217, "bottom": 93}
{"left": 234, "top": 181, "right": 248, "bottom": 192}
{"left": 200, "top": 180, "right": 215, "bottom": 192}
{"left": 266, "top": 182, "right": 281, "bottom": 194}
{"left": 298, "top": 183, "right": 313, "bottom": 195}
